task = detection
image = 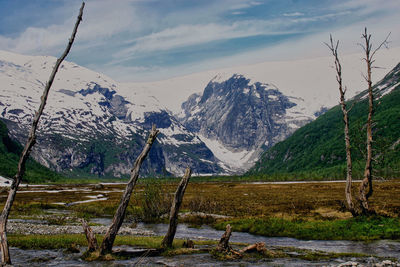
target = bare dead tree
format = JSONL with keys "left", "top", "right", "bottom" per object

{"left": 358, "top": 28, "right": 390, "bottom": 214}
{"left": 0, "top": 3, "right": 85, "bottom": 264}
{"left": 100, "top": 125, "right": 159, "bottom": 255}
{"left": 325, "top": 35, "right": 356, "bottom": 216}
{"left": 162, "top": 167, "right": 192, "bottom": 248}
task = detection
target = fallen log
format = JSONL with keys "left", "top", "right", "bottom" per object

{"left": 239, "top": 242, "right": 267, "bottom": 254}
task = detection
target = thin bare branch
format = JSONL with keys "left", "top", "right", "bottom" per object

{"left": 370, "top": 32, "right": 391, "bottom": 60}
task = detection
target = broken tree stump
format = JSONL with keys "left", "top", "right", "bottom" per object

{"left": 217, "top": 224, "right": 232, "bottom": 251}
{"left": 161, "top": 167, "right": 192, "bottom": 248}
{"left": 81, "top": 219, "right": 98, "bottom": 252}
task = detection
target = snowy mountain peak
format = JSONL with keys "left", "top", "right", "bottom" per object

{"left": 0, "top": 51, "right": 221, "bottom": 177}
{"left": 180, "top": 73, "right": 314, "bottom": 172}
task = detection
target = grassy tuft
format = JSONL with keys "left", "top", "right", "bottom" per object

{"left": 215, "top": 215, "right": 400, "bottom": 241}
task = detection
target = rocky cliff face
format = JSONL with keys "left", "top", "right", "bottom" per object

{"left": 0, "top": 51, "right": 221, "bottom": 177}
{"left": 179, "top": 74, "right": 315, "bottom": 172}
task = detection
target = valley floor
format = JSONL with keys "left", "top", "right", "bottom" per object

{"left": 0, "top": 179, "right": 399, "bottom": 265}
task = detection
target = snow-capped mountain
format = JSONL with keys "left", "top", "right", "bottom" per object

{"left": 179, "top": 74, "right": 315, "bottom": 172}
{"left": 2, "top": 47, "right": 399, "bottom": 177}
{"left": 128, "top": 47, "right": 400, "bottom": 172}
{"left": 0, "top": 50, "right": 221, "bottom": 177}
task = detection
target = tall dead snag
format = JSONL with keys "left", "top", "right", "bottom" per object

{"left": 325, "top": 35, "right": 356, "bottom": 216}
{"left": 81, "top": 219, "right": 99, "bottom": 252}
{"left": 161, "top": 167, "right": 192, "bottom": 248}
{"left": 100, "top": 125, "right": 159, "bottom": 255}
{"left": 0, "top": 3, "right": 84, "bottom": 265}
{"left": 358, "top": 28, "right": 390, "bottom": 214}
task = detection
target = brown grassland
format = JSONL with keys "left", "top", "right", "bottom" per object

{"left": 1, "top": 179, "right": 399, "bottom": 220}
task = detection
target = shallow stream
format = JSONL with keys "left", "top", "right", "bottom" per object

{"left": 8, "top": 219, "right": 400, "bottom": 266}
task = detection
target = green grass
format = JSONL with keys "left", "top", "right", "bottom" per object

{"left": 8, "top": 234, "right": 216, "bottom": 250}
{"left": 215, "top": 215, "right": 400, "bottom": 241}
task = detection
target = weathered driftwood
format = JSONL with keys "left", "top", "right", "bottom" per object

{"left": 0, "top": 3, "right": 85, "bottom": 265}
{"left": 100, "top": 125, "right": 159, "bottom": 254}
{"left": 326, "top": 35, "right": 356, "bottom": 216}
{"left": 215, "top": 225, "right": 266, "bottom": 258}
{"left": 161, "top": 167, "right": 192, "bottom": 248}
{"left": 216, "top": 224, "right": 232, "bottom": 251}
{"left": 81, "top": 219, "right": 98, "bottom": 252}
{"left": 239, "top": 242, "right": 267, "bottom": 254}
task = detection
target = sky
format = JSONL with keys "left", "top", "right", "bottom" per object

{"left": 0, "top": 0, "right": 399, "bottom": 82}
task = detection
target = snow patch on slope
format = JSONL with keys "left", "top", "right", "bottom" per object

{"left": 198, "top": 134, "right": 257, "bottom": 172}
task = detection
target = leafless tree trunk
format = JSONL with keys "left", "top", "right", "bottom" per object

{"left": 162, "top": 167, "right": 192, "bottom": 248}
{"left": 326, "top": 35, "right": 356, "bottom": 216}
{"left": 100, "top": 125, "right": 159, "bottom": 255}
{"left": 358, "top": 28, "right": 390, "bottom": 214}
{"left": 0, "top": 3, "right": 84, "bottom": 264}
{"left": 81, "top": 219, "right": 98, "bottom": 252}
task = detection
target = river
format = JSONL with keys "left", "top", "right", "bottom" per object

{"left": 8, "top": 220, "right": 400, "bottom": 266}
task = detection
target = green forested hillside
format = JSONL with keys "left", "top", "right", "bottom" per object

{"left": 0, "top": 120, "right": 62, "bottom": 183}
{"left": 248, "top": 63, "right": 400, "bottom": 180}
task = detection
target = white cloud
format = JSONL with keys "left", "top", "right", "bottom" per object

{"left": 0, "top": 1, "right": 140, "bottom": 55}
{"left": 229, "top": 0, "right": 263, "bottom": 10}
{"left": 112, "top": 8, "right": 359, "bottom": 61}
{"left": 1, "top": 0, "right": 399, "bottom": 84}
{"left": 283, "top": 12, "right": 304, "bottom": 17}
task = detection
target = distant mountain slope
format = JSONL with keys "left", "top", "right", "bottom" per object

{"left": 249, "top": 62, "right": 400, "bottom": 179}
{"left": 179, "top": 74, "right": 315, "bottom": 172}
{"left": 0, "top": 50, "right": 221, "bottom": 177}
{"left": 0, "top": 120, "right": 62, "bottom": 183}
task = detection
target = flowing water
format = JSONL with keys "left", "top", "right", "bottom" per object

{"left": 9, "top": 219, "right": 400, "bottom": 267}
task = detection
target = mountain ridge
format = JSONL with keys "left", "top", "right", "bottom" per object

{"left": 248, "top": 62, "right": 400, "bottom": 179}
{"left": 179, "top": 73, "right": 314, "bottom": 172}
{"left": 0, "top": 50, "right": 222, "bottom": 177}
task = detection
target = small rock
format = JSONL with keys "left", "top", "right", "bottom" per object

{"left": 337, "top": 261, "right": 360, "bottom": 267}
